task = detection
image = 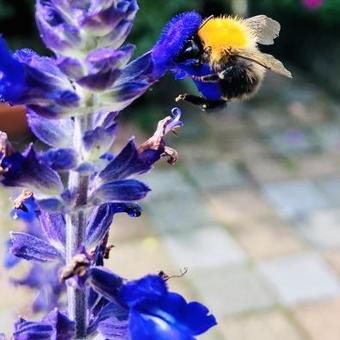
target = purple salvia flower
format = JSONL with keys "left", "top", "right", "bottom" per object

{"left": 85, "top": 202, "right": 141, "bottom": 249}
{"left": 36, "top": 0, "right": 138, "bottom": 55}
{"left": 85, "top": 268, "right": 217, "bottom": 339}
{"left": 40, "top": 148, "right": 79, "bottom": 171}
{"left": 26, "top": 110, "right": 75, "bottom": 148}
{"left": 4, "top": 195, "right": 66, "bottom": 313}
{"left": 0, "top": 38, "right": 26, "bottom": 103}
{"left": 7, "top": 196, "right": 139, "bottom": 314}
{"left": 82, "top": 111, "right": 118, "bottom": 162}
{"left": 9, "top": 200, "right": 141, "bottom": 263}
{"left": 13, "top": 309, "right": 75, "bottom": 339}
{"left": 4, "top": 195, "right": 39, "bottom": 269}
{"left": 33, "top": 0, "right": 161, "bottom": 115}
{"left": 90, "top": 109, "right": 182, "bottom": 205}
{"left": 0, "top": 0, "right": 218, "bottom": 337}
{"left": 0, "top": 133, "right": 64, "bottom": 196}
{"left": 152, "top": 11, "right": 203, "bottom": 75}
{"left": 0, "top": 42, "right": 80, "bottom": 118}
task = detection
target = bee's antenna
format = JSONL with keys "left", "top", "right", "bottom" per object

{"left": 199, "top": 15, "right": 214, "bottom": 30}
{"left": 159, "top": 267, "right": 189, "bottom": 281}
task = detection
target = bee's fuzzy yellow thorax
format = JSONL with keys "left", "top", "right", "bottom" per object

{"left": 198, "top": 16, "right": 256, "bottom": 63}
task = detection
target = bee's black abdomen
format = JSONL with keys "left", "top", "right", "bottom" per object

{"left": 220, "top": 60, "right": 260, "bottom": 100}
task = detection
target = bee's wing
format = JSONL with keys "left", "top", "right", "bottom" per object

{"left": 232, "top": 49, "right": 292, "bottom": 78}
{"left": 245, "top": 15, "right": 280, "bottom": 45}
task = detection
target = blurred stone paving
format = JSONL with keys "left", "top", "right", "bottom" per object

{"left": 110, "top": 71, "right": 340, "bottom": 340}
{"left": 2, "top": 71, "right": 340, "bottom": 339}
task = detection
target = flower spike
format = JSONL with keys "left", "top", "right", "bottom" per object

{"left": 0, "top": 3, "right": 218, "bottom": 338}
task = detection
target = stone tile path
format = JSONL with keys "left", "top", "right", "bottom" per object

{"left": 2, "top": 72, "right": 340, "bottom": 339}
{"left": 137, "top": 73, "right": 340, "bottom": 339}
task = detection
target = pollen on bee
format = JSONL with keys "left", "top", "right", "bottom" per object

{"left": 198, "top": 16, "right": 256, "bottom": 62}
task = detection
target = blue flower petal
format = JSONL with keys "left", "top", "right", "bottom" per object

{"left": 23, "top": 145, "right": 64, "bottom": 195}
{"left": 99, "top": 139, "right": 153, "bottom": 183}
{"left": 36, "top": 0, "right": 138, "bottom": 53}
{"left": 39, "top": 210, "right": 66, "bottom": 253}
{"left": 97, "top": 316, "right": 129, "bottom": 339}
{"left": 153, "top": 292, "right": 217, "bottom": 336}
{"left": 83, "top": 111, "right": 117, "bottom": 162}
{"left": 128, "top": 309, "right": 194, "bottom": 340}
{"left": 10, "top": 195, "right": 38, "bottom": 223}
{"left": 120, "top": 275, "right": 217, "bottom": 339}
{"left": 98, "top": 5, "right": 139, "bottom": 49}
{"left": 93, "top": 179, "right": 150, "bottom": 203}
{"left": 10, "top": 232, "right": 61, "bottom": 262}
{"left": 88, "top": 301, "right": 129, "bottom": 337}
{"left": 83, "top": 124, "right": 117, "bottom": 161}
{"left": 57, "top": 56, "right": 84, "bottom": 80}
{"left": 36, "top": 0, "right": 81, "bottom": 54}
{"left": 76, "top": 45, "right": 137, "bottom": 91}
{"left": 81, "top": 0, "right": 138, "bottom": 38}
{"left": 42, "top": 309, "right": 75, "bottom": 340}
{"left": 1, "top": 144, "right": 64, "bottom": 195}
{"left": 99, "top": 79, "right": 150, "bottom": 112}
{"left": 86, "top": 202, "right": 142, "bottom": 248}
{"left": 14, "top": 50, "right": 80, "bottom": 106}
{"left": 36, "top": 198, "right": 64, "bottom": 213}
{"left": 86, "top": 46, "right": 135, "bottom": 73}
{"left": 13, "top": 318, "right": 54, "bottom": 340}
{"left": 88, "top": 267, "right": 123, "bottom": 302}
{"left": 13, "top": 309, "right": 75, "bottom": 340}
{"left": 0, "top": 152, "right": 25, "bottom": 183}
{"left": 120, "top": 275, "right": 167, "bottom": 308}
{"left": 86, "top": 203, "right": 116, "bottom": 248}
{"left": 97, "top": 51, "right": 161, "bottom": 112}
{"left": 117, "top": 51, "right": 155, "bottom": 84}
{"left": 87, "top": 272, "right": 216, "bottom": 339}
{"left": 1, "top": 38, "right": 79, "bottom": 115}
{"left": 3, "top": 239, "right": 21, "bottom": 269}
{"left": 152, "top": 11, "right": 202, "bottom": 74}
{"left": 77, "top": 69, "right": 122, "bottom": 91}
{"left": 0, "top": 37, "right": 26, "bottom": 102}
{"left": 97, "top": 301, "right": 129, "bottom": 323}
{"left": 93, "top": 110, "right": 119, "bottom": 130}
{"left": 80, "top": 5, "right": 126, "bottom": 36}
{"left": 40, "top": 148, "right": 78, "bottom": 171}
{"left": 116, "top": 44, "right": 136, "bottom": 68}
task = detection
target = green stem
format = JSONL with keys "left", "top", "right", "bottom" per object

{"left": 65, "top": 117, "right": 89, "bottom": 339}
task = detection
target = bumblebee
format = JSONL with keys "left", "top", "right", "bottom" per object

{"left": 174, "top": 15, "right": 292, "bottom": 110}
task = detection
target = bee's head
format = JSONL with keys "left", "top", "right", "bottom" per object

{"left": 176, "top": 36, "right": 203, "bottom": 63}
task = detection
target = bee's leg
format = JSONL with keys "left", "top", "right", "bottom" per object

{"left": 176, "top": 93, "right": 226, "bottom": 110}
{"left": 191, "top": 67, "right": 233, "bottom": 82}
{"left": 191, "top": 74, "right": 220, "bottom": 83}
{"left": 217, "top": 67, "right": 233, "bottom": 79}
